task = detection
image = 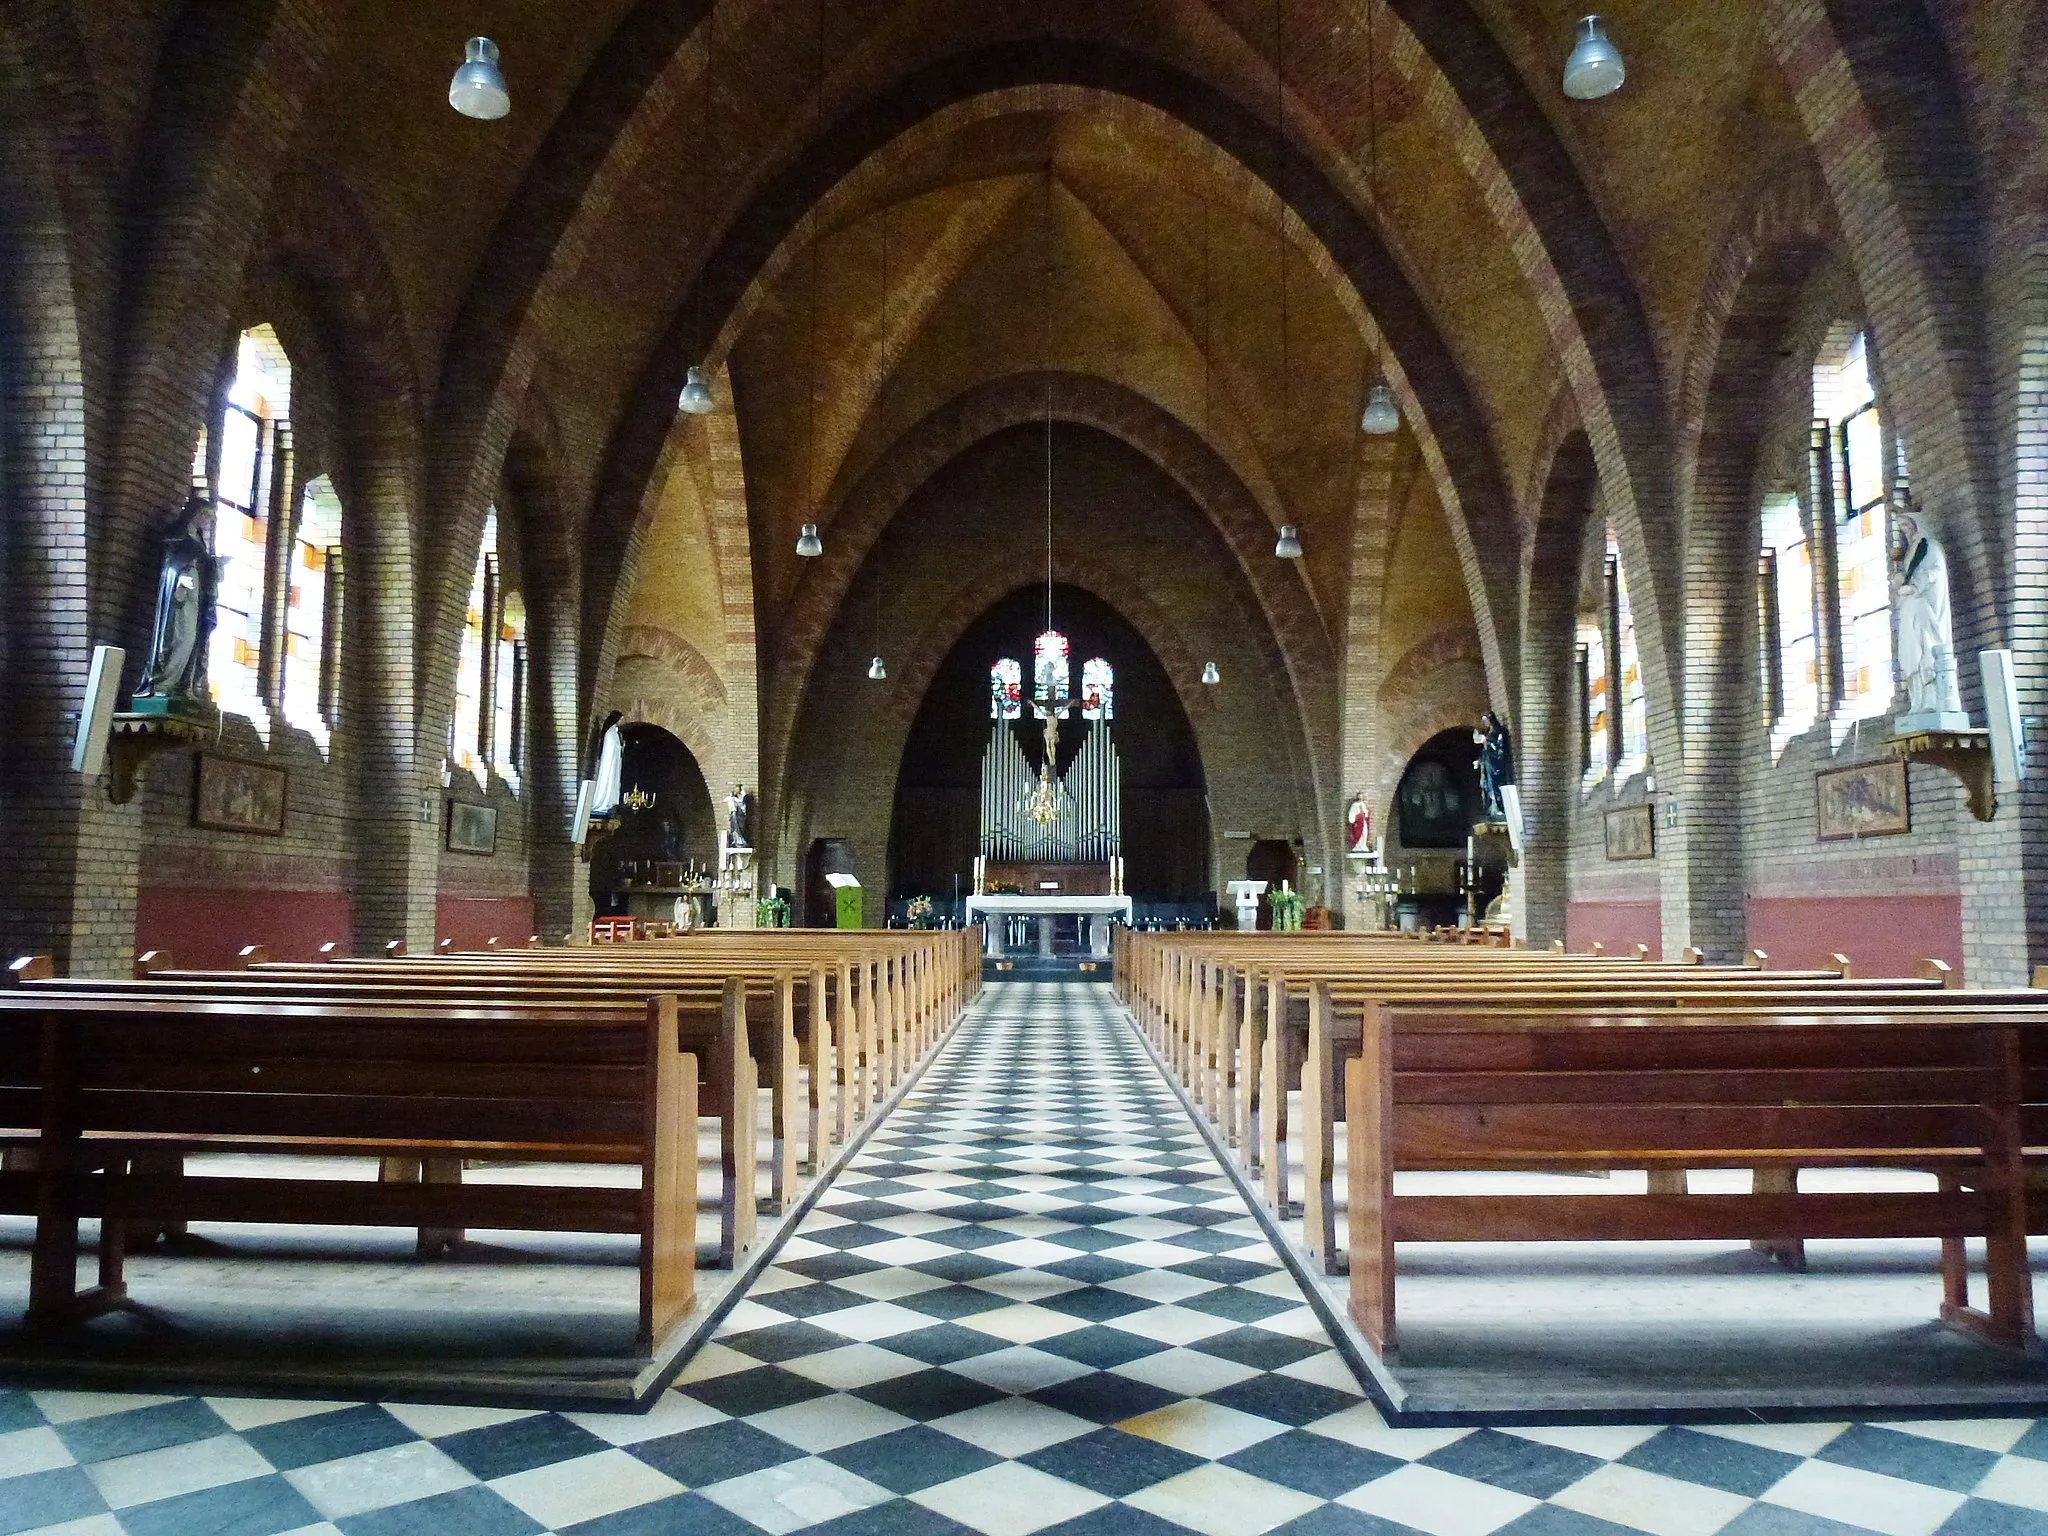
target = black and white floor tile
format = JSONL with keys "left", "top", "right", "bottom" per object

{"left": 5, "top": 982, "right": 2048, "bottom": 1535}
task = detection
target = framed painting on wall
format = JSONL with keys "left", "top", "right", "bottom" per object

{"left": 447, "top": 800, "right": 498, "bottom": 856}
{"left": 193, "top": 751, "right": 287, "bottom": 835}
{"left": 1816, "top": 758, "right": 1910, "bottom": 840}
{"left": 1603, "top": 803, "right": 1655, "bottom": 861}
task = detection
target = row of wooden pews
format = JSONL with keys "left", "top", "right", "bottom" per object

{"left": 1114, "top": 928, "right": 2048, "bottom": 1358}
{"left": 0, "top": 927, "right": 980, "bottom": 1363}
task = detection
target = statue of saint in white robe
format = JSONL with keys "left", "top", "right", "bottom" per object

{"left": 1894, "top": 511, "right": 1965, "bottom": 721}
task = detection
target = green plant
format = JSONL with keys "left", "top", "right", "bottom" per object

{"left": 906, "top": 895, "right": 935, "bottom": 929}
{"left": 1268, "top": 885, "right": 1305, "bottom": 932}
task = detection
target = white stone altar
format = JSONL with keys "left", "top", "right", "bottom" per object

{"left": 965, "top": 893, "right": 1133, "bottom": 958}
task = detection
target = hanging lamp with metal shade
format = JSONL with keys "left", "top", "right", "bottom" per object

{"left": 677, "top": 365, "right": 715, "bottom": 415}
{"left": 449, "top": 37, "right": 510, "bottom": 119}
{"left": 1361, "top": 382, "right": 1400, "bottom": 436}
{"left": 796, "top": 523, "right": 823, "bottom": 557}
{"left": 1201, "top": 662, "right": 1221, "bottom": 686}
{"left": 1275, "top": 525, "right": 1304, "bottom": 560}
{"left": 1563, "top": 16, "right": 1625, "bottom": 100}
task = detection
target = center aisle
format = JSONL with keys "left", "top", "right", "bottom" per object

{"left": 680, "top": 979, "right": 1380, "bottom": 1533}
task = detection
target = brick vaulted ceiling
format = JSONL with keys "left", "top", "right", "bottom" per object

{"left": 21, "top": 0, "right": 1816, "bottom": 749}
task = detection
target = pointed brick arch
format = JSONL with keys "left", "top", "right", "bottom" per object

{"left": 755, "top": 372, "right": 1336, "bottom": 877}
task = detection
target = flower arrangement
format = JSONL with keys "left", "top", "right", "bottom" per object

{"left": 754, "top": 894, "right": 790, "bottom": 928}
{"left": 906, "top": 895, "right": 935, "bottom": 929}
{"left": 1268, "top": 882, "right": 1305, "bottom": 932}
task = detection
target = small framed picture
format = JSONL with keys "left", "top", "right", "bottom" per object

{"left": 1816, "top": 758, "right": 1910, "bottom": 840}
{"left": 194, "top": 751, "right": 287, "bottom": 835}
{"left": 447, "top": 800, "right": 498, "bottom": 855}
{"left": 1604, "top": 803, "right": 1655, "bottom": 861}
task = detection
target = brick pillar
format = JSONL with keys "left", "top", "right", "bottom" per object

{"left": 1337, "top": 439, "right": 1397, "bottom": 928}
{"left": 526, "top": 546, "right": 586, "bottom": 944}
{"left": 1515, "top": 437, "right": 1597, "bottom": 949}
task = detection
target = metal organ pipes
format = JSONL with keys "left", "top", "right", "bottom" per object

{"left": 977, "top": 716, "right": 1121, "bottom": 862}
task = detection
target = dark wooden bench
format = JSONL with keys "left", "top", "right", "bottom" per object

{"left": 1342, "top": 1001, "right": 2044, "bottom": 1356}
{"left": 7, "top": 966, "right": 761, "bottom": 1265}
{"left": 0, "top": 992, "right": 698, "bottom": 1353}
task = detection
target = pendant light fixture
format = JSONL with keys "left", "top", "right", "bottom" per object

{"left": 1361, "top": 383, "right": 1400, "bottom": 435}
{"left": 798, "top": 0, "right": 825, "bottom": 561}
{"left": 1563, "top": 16, "right": 1625, "bottom": 100}
{"left": 680, "top": 8, "right": 718, "bottom": 414}
{"left": 1202, "top": 662, "right": 1221, "bottom": 686}
{"left": 678, "top": 365, "right": 715, "bottom": 415}
{"left": 867, "top": 556, "right": 886, "bottom": 681}
{"left": 1359, "top": 1, "right": 1401, "bottom": 438}
{"left": 1272, "top": 0, "right": 1303, "bottom": 562}
{"left": 1041, "top": 159, "right": 1058, "bottom": 637}
{"left": 866, "top": 160, "right": 896, "bottom": 660}
{"left": 449, "top": 37, "right": 510, "bottom": 120}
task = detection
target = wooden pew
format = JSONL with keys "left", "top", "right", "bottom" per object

{"left": 10, "top": 972, "right": 763, "bottom": 1266}
{"left": 1340, "top": 997, "right": 2046, "bottom": 1355}
{"left": 0, "top": 992, "right": 698, "bottom": 1352}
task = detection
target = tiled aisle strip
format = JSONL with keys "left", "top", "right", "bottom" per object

{"left": 4, "top": 984, "right": 2048, "bottom": 1534}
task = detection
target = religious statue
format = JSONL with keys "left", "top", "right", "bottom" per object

{"left": 1473, "top": 710, "right": 1516, "bottom": 823}
{"left": 724, "top": 783, "right": 752, "bottom": 852}
{"left": 1345, "top": 794, "right": 1372, "bottom": 857}
{"left": 589, "top": 711, "right": 625, "bottom": 814}
{"left": 1891, "top": 499, "right": 1966, "bottom": 727}
{"left": 133, "top": 491, "right": 221, "bottom": 706}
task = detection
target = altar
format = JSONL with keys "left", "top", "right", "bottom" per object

{"left": 964, "top": 893, "right": 1133, "bottom": 958}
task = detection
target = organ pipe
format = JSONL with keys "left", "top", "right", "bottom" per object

{"left": 978, "top": 718, "right": 1121, "bottom": 862}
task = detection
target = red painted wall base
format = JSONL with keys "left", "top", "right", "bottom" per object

{"left": 1745, "top": 894, "right": 1963, "bottom": 980}
{"left": 1564, "top": 900, "right": 1663, "bottom": 958}
{"left": 135, "top": 887, "right": 353, "bottom": 970}
{"left": 437, "top": 895, "right": 538, "bottom": 953}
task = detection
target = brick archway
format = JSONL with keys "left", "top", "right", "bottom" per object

{"left": 755, "top": 373, "right": 1336, "bottom": 879}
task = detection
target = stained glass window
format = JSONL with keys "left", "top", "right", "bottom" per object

{"left": 205, "top": 328, "right": 288, "bottom": 735}
{"left": 452, "top": 512, "right": 495, "bottom": 788}
{"left": 494, "top": 590, "right": 526, "bottom": 791}
{"left": 1823, "top": 332, "right": 1894, "bottom": 739}
{"left": 1611, "top": 531, "right": 1649, "bottom": 775}
{"left": 1761, "top": 493, "right": 1817, "bottom": 760}
{"left": 1081, "top": 657, "right": 1114, "bottom": 720}
{"left": 1578, "top": 611, "right": 1609, "bottom": 787}
{"left": 282, "top": 475, "right": 341, "bottom": 750}
{"left": 990, "top": 658, "right": 1022, "bottom": 720}
{"left": 1033, "top": 630, "right": 1070, "bottom": 718}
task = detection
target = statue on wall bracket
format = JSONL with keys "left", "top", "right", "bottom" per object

{"left": 723, "top": 783, "right": 752, "bottom": 861}
{"left": 1891, "top": 496, "right": 1969, "bottom": 733}
{"left": 130, "top": 491, "right": 221, "bottom": 714}
{"left": 1473, "top": 710, "right": 1516, "bottom": 825}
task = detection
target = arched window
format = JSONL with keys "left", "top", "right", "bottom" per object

{"left": 281, "top": 475, "right": 343, "bottom": 748}
{"left": 451, "top": 509, "right": 525, "bottom": 792}
{"left": 1759, "top": 492, "right": 1818, "bottom": 760}
{"left": 493, "top": 590, "right": 526, "bottom": 791}
{"left": 1577, "top": 611, "right": 1609, "bottom": 788}
{"left": 1611, "top": 530, "right": 1649, "bottom": 774}
{"left": 200, "top": 328, "right": 290, "bottom": 734}
{"left": 1081, "top": 658, "right": 1114, "bottom": 720}
{"left": 990, "top": 659, "right": 1022, "bottom": 720}
{"left": 452, "top": 512, "right": 495, "bottom": 788}
{"left": 1820, "top": 330, "right": 1895, "bottom": 739}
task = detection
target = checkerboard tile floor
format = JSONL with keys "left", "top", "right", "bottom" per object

{"left": 6, "top": 983, "right": 2048, "bottom": 1535}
